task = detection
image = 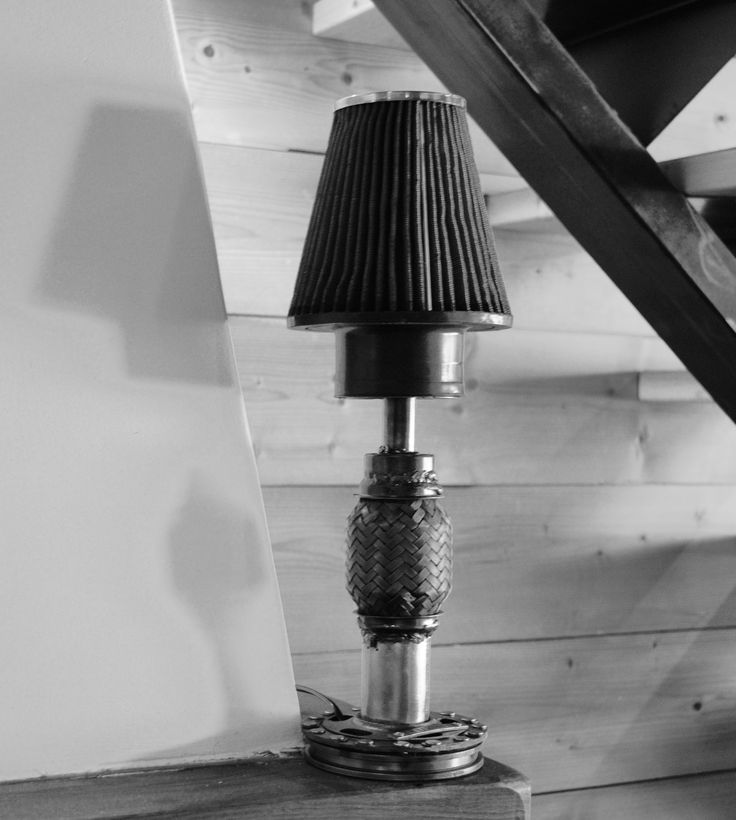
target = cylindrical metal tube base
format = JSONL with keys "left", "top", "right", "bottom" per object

{"left": 360, "top": 616, "right": 436, "bottom": 725}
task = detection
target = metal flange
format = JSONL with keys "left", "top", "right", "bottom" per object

{"left": 298, "top": 686, "right": 486, "bottom": 781}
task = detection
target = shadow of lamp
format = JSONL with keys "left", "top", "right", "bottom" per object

{"left": 289, "top": 91, "right": 512, "bottom": 781}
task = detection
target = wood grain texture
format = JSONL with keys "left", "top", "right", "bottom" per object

{"left": 0, "top": 755, "right": 530, "bottom": 819}
{"left": 313, "top": 0, "right": 410, "bottom": 50}
{"left": 231, "top": 316, "right": 736, "bottom": 486}
{"left": 171, "top": 0, "right": 518, "bottom": 176}
{"left": 534, "top": 769, "right": 736, "bottom": 820}
{"left": 265, "top": 485, "right": 736, "bottom": 654}
{"left": 200, "top": 141, "right": 654, "bottom": 336}
{"left": 294, "top": 628, "right": 736, "bottom": 793}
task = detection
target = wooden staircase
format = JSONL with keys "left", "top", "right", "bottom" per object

{"left": 318, "top": 0, "right": 736, "bottom": 422}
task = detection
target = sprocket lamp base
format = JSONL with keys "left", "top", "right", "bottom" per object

{"left": 298, "top": 686, "right": 487, "bottom": 782}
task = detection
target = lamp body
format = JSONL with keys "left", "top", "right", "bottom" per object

{"left": 289, "top": 91, "right": 511, "bottom": 780}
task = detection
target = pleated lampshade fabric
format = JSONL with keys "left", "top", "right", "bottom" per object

{"left": 288, "top": 93, "right": 511, "bottom": 329}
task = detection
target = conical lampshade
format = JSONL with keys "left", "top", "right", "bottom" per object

{"left": 289, "top": 91, "right": 511, "bottom": 398}
{"left": 289, "top": 90, "right": 511, "bottom": 328}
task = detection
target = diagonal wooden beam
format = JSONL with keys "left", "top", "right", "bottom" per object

{"left": 374, "top": 0, "right": 736, "bottom": 424}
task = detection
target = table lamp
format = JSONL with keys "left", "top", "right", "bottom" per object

{"left": 289, "top": 91, "right": 512, "bottom": 781}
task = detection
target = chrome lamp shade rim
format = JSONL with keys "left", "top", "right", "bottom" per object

{"left": 287, "top": 310, "right": 513, "bottom": 331}
{"left": 336, "top": 90, "right": 467, "bottom": 110}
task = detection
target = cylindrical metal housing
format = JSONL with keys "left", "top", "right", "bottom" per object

{"left": 335, "top": 325, "right": 465, "bottom": 398}
{"left": 360, "top": 618, "right": 435, "bottom": 724}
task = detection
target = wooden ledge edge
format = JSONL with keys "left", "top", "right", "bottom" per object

{"left": 0, "top": 754, "right": 530, "bottom": 819}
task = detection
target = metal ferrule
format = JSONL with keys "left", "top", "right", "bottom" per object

{"left": 359, "top": 451, "right": 442, "bottom": 499}
{"left": 360, "top": 616, "right": 438, "bottom": 725}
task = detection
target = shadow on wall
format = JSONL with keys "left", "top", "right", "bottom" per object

{"left": 142, "top": 473, "right": 274, "bottom": 761}
{"left": 36, "top": 103, "right": 233, "bottom": 386}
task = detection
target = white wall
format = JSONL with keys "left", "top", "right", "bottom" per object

{"left": 0, "top": 0, "right": 299, "bottom": 782}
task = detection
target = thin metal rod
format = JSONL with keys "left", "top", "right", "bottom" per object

{"left": 384, "top": 397, "right": 416, "bottom": 452}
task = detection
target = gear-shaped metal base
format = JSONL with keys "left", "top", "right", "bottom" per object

{"left": 298, "top": 686, "right": 486, "bottom": 781}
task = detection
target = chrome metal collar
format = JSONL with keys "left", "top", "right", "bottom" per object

{"left": 335, "top": 90, "right": 466, "bottom": 110}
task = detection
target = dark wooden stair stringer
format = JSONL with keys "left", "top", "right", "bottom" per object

{"left": 374, "top": 0, "right": 736, "bottom": 424}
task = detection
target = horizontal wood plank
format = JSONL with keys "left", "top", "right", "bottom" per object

{"left": 265, "top": 485, "right": 736, "bottom": 654}
{"left": 200, "top": 142, "right": 654, "bottom": 336}
{"left": 171, "top": 0, "right": 518, "bottom": 177}
{"left": 638, "top": 371, "right": 713, "bottom": 402}
{"left": 0, "top": 754, "right": 529, "bottom": 819}
{"left": 293, "top": 628, "right": 736, "bottom": 793}
{"left": 231, "top": 316, "right": 736, "bottom": 486}
{"left": 312, "top": 0, "right": 406, "bottom": 48}
{"left": 659, "top": 147, "right": 736, "bottom": 197}
{"left": 534, "top": 769, "right": 736, "bottom": 820}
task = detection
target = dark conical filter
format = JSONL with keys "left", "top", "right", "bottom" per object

{"left": 288, "top": 91, "right": 512, "bottom": 398}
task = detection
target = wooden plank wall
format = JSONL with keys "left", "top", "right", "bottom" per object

{"left": 172, "top": 1, "right": 736, "bottom": 815}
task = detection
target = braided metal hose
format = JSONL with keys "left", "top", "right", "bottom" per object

{"left": 347, "top": 497, "right": 452, "bottom": 617}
